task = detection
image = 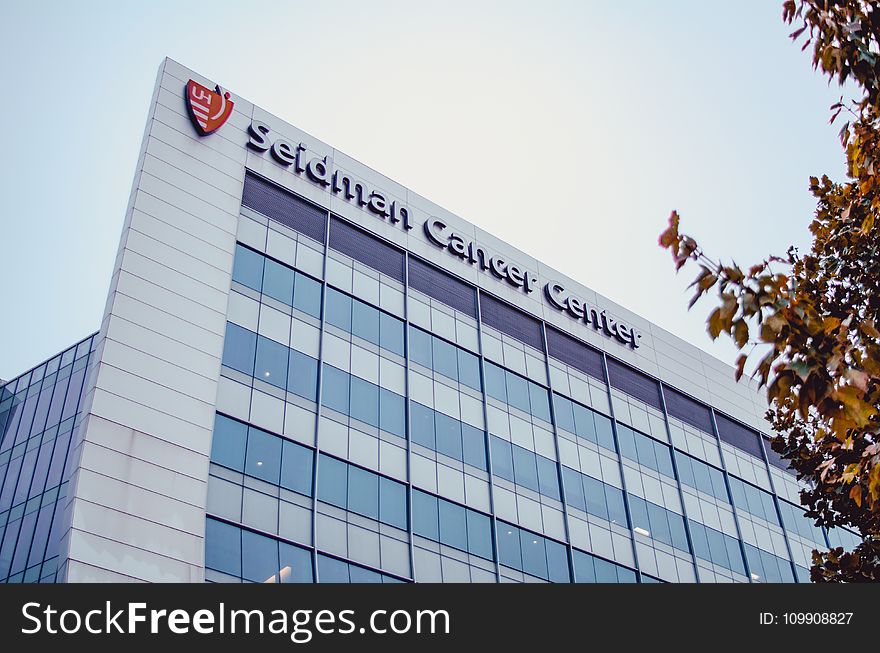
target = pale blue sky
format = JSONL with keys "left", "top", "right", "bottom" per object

{"left": 0, "top": 1, "right": 847, "bottom": 381}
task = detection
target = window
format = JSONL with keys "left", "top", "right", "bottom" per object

{"left": 232, "top": 244, "right": 264, "bottom": 292}
{"left": 279, "top": 542, "right": 314, "bottom": 583}
{"left": 293, "top": 273, "right": 322, "bottom": 318}
{"left": 350, "top": 376, "right": 379, "bottom": 427}
{"left": 352, "top": 300, "right": 380, "bottom": 345}
{"left": 484, "top": 362, "right": 550, "bottom": 421}
{"left": 497, "top": 521, "right": 570, "bottom": 582}
{"left": 572, "top": 549, "right": 637, "bottom": 583}
{"left": 205, "top": 518, "right": 241, "bottom": 577}
{"left": 553, "top": 394, "right": 614, "bottom": 450}
{"left": 288, "top": 350, "right": 318, "bottom": 401}
{"left": 318, "top": 454, "right": 407, "bottom": 528}
{"left": 326, "top": 288, "right": 352, "bottom": 332}
{"left": 379, "top": 388, "right": 405, "bottom": 438}
{"left": 255, "top": 336, "right": 288, "bottom": 389}
{"left": 379, "top": 312, "right": 405, "bottom": 357}
{"left": 675, "top": 451, "right": 729, "bottom": 502}
{"left": 688, "top": 520, "right": 745, "bottom": 575}
{"left": 210, "top": 414, "right": 247, "bottom": 472}
{"left": 729, "top": 477, "right": 780, "bottom": 525}
{"left": 562, "top": 467, "right": 628, "bottom": 526}
{"left": 242, "top": 529, "right": 279, "bottom": 583}
{"left": 263, "top": 258, "right": 295, "bottom": 305}
{"left": 412, "top": 489, "right": 494, "bottom": 561}
{"left": 628, "top": 495, "right": 690, "bottom": 552}
{"left": 744, "top": 544, "right": 794, "bottom": 583}
{"left": 617, "top": 425, "right": 675, "bottom": 478}
{"left": 321, "top": 366, "right": 349, "bottom": 414}
{"left": 222, "top": 322, "right": 256, "bottom": 375}
{"left": 491, "top": 436, "right": 559, "bottom": 499}
{"left": 280, "top": 439, "right": 313, "bottom": 496}
{"left": 327, "top": 288, "right": 404, "bottom": 356}
{"left": 411, "top": 402, "right": 487, "bottom": 470}
{"left": 245, "top": 426, "right": 282, "bottom": 484}
{"left": 408, "top": 326, "right": 480, "bottom": 390}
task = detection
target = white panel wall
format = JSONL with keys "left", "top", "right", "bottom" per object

{"left": 58, "top": 59, "right": 250, "bottom": 582}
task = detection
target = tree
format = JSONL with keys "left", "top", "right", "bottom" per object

{"left": 659, "top": 0, "right": 880, "bottom": 582}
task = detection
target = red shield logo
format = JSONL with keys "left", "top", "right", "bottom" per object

{"left": 185, "top": 79, "right": 234, "bottom": 136}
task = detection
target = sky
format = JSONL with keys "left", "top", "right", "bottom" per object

{"left": 0, "top": 0, "right": 849, "bottom": 381}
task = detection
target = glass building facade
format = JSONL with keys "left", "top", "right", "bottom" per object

{"left": 0, "top": 59, "right": 864, "bottom": 583}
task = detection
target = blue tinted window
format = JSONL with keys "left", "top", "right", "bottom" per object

{"left": 432, "top": 338, "right": 458, "bottom": 380}
{"left": 263, "top": 258, "right": 294, "bottom": 305}
{"left": 497, "top": 523, "right": 521, "bottom": 569}
{"left": 242, "top": 530, "right": 279, "bottom": 583}
{"left": 318, "top": 454, "right": 347, "bottom": 507}
{"left": 412, "top": 490, "right": 439, "bottom": 540}
{"left": 279, "top": 542, "right": 313, "bottom": 583}
{"left": 352, "top": 300, "right": 380, "bottom": 345}
{"left": 255, "top": 336, "right": 288, "bottom": 389}
{"left": 379, "top": 312, "right": 405, "bottom": 356}
{"left": 528, "top": 383, "right": 551, "bottom": 422}
{"left": 288, "top": 350, "right": 318, "bottom": 401}
{"left": 245, "top": 426, "right": 282, "bottom": 484}
{"left": 379, "top": 476, "right": 407, "bottom": 530}
{"left": 605, "top": 485, "right": 628, "bottom": 526}
{"left": 232, "top": 244, "right": 264, "bottom": 291}
{"left": 350, "top": 566, "right": 382, "bottom": 583}
{"left": 563, "top": 467, "right": 586, "bottom": 512}
{"left": 325, "top": 288, "right": 352, "bottom": 331}
{"left": 222, "top": 323, "right": 256, "bottom": 375}
{"left": 435, "top": 412, "right": 462, "bottom": 460}
{"left": 554, "top": 395, "right": 575, "bottom": 433}
{"left": 634, "top": 431, "right": 659, "bottom": 470}
{"left": 409, "top": 326, "right": 432, "bottom": 368}
{"left": 350, "top": 376, "right": 379, "bottom": 427}
{"left": 512, "top": 445, "right": 538, "bottom": 491}
{"left": 280, "top": 440, "right": 313, "bottom": 496}
{"left": 584, "top": 475, "right": 609, "bottom": 521}
{"left": 293, "top": 273, "right": 322, "bottom": 318}
{"left": 484, "top": 363, "right": 507, "bottom": 402}
{"left": 506, "top": 373, "right": 530, "bottom": 413}
{"left": 457, "top": 349, "right": 481, "bottom": 390}
{"left": 348, "top": 465, "right": 379, "bottom": 520}
{"left": 205, "top": 519, "right": 240, "bottom": 576}
{"left": 490, "top": 436, "right": 513, "bottom": 481}
{"left": 546, "top": 539, "right": 570, "bottom": 583}
{"left": 536, "top": 456, "right": 560, "bottom": 500}
{"left": 211, "top": 414, "right": 247, "bottom": 471}
{"left": 572, "top": 549, "right": 597, "bottom": 583}
{"left": 573, "top": 403, "right": 596, "bottom": 442}
{"left": 321, "top": 366, "right": 350, "bottom": 414}
{"left": 461, "top": 424, "right": 487, "bottom": 470}
{"left": 647, "top": 502, "right": 672, "bottom": 545}
{"left": 439, "top": 499, "right": 468, "bottom": 551}
{"left": 466, "top": 510, "right": 493, "bottom": 560}
{"left": 616, "top": 425, "right": 638, "bottom": 461}
{"left": 594, "top": 415, "right": 615, "bottom": 450}
{"left": 317, "top": 555, "right": 349, "bottom": 583}
{"left": 411, "top": 402, "right": 435, "bottom": 449}
{"left": 379, "top": 389, "right": 405, "bottom": 437}
{"left": 521, "top": 532, "right": 548, "bottom": 579}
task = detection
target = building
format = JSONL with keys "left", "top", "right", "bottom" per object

{"left": 0, "top": 59, "right": 861, "bottom": 584}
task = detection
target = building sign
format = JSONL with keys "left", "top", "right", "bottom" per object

{"left": 185, "top": 80, "right": 234, "bottom": 136}
{"left": 242, "top": 117, "right": 642, "bottom": 350}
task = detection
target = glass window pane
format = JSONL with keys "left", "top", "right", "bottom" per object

{"left": 242, "top": 530, "right": 279, "bottom": 583}
{"left": 439, "top": 499, "right": 467, "bottom": 551}
{"left": 288, "top": 351, "right": 318, "bottom": 401}
{"left": 222, "top": 323, "right": 257, "bottom": 376}
{"left": 573, "top": 404, "right": 596, "bottom": 443}
{"left": 379, "top": 312, "right": 405, "bottom": 356}
{"left": 255, "top": 336, "right": 288, "bottom": 389}
{"left": 536, "top": 455, "right": 560, "bottom": 500}
{"left": 411, "top": 402, "right": 436, "bottom": 449}
{"left": 546, "top": 539, "right": 570, "bottom": 583}
{"left": 461, "top": 424, "right": 487, "bottom": 470}
{"left": 349, "top": 566, "right": 383, "bottom": 583}
{"left": 457, "top": 350, "right": 481, "bottom": 391}
{"left": 584, "top": 475, "right": 609, "bottom": 521}
{"left": 605, "top": 485, "right": 628, "bottom": 527}
{"left": 654, "top": 443, "right": 675, "bottom": 478}
{"left": 563, "top": 467, "right": 586, "bottom": 511}
{"left": 497, "top": 523, "right": 521, "bottom": 569}
{"left": 512, "top": 445, "right": 538, "bottom": 491}
{"left": 594, "top": 557, "right": 618, "bottom": 583}
{"left": 490, "top": 436, "right": 513, "bottom": 481}
{"left": 554, "top": 395, "right": 575, "bottom": 433}
{"left": 669, "top": 513, "right": 690, "bottom": 552}
{"left": 325, "top": 288, "right": 352, "bottom": 332}
{"left": 521, "top": 531, "right": 548, "bottom": 580}
{"left": 647, "top": 502, "right": 672, "bottom": 546}
{"left": 352, "top": 300, "right": 380, "bottom": 345}
{"left": 616, "top": 425, "right": 638, "bottom": 461}
{"left": 318, "top": 454, "right": 347, "bottom": 508}
{"left": 435, "top": 412, "right": 462, "bottom": 461}
{"left": 317, "top": 555, "right": 350, "bottom": 583}
{"left": 211, "top": 414, "right": 247, "bottom": 471}
{"left": 484, "top": 363, "right": 507, "bottom": 402}
{"left": 245, "top": 426, "right": 282, "bottom": 484}
{"left": 528, "top": 383, "right": 551, "bottom": 422}
{"left": 506, "top": 373, "right": 530, "bottom": 413}
{"left": 635, "top": 432, "right": 658, "bottom": 471}
{"left": 279, "top": 542, "right": 313, "bottom": 583}
{"left": 349, "top": 376, "right": 379, "bottom": 427}
{"left": 232, "top": 244, "right": 264, "bottom": 291}
{"left": 432, "top": 338, "right": 458, "bottom": 380}
{"left": 205, "top": 519, "right": 240, "bottom": 576}
{"left": 628, "top": 495, "right": 650, "bottom": 534}
{"left": 379, "top": 476, "right": 407, "bottom": 530}
{"left": 379, "top": 389, "right": 405, "bottom": 438}
{"left": 412, "top": 490, "right": 438, "bottom": 540}
{"left": 594, "top": 414, "right": 615, "bottom": 451}
{"left": 573, "top": 550, "right": 596, "bottom": 583}
{"left": 293, "top": 273, "right": 322, "bottom": 318}
{"left": 348, "top": 465, "right": 379, "bottom": 520}
{"left": 280, "top": 440, "right": 313, "bottom": 496}
{"left": 263, "top": 258, "right": 294, "bottom": 305}
{"left": 321, "top": 366, "right": 350, "bottom": 415}
{"left": 466, "top": 510, "right": 493, "bottom": 560}
{"left": 409, "top": 327, "right": 432, "bottom": 368}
